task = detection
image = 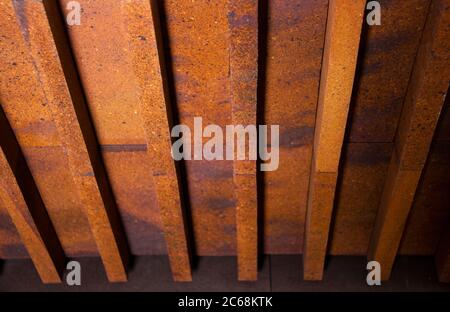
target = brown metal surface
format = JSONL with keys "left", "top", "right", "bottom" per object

{"left": 0, "top": 0, "right": 449, "bottom": 284}
{"left": 304, "top": 0, "right": 366, "bottom": 280}
{"left": 330, "top": 1, "right": 433, "bottom": 257}
{"left": 368, "top": 0, "right": 450, "bottom": 280}
{"left": 0, "top": 107, "right": 65, "bottom": 283}
{"left": 347, "top": 0, "right": 431, "bottom": 142}
{"left": 164, "top": 0, "right": 236, "bottom": 256}
{"left": 228, "top": 0, "right": 258, "bottom": 281}
{"left": 7, "top": 0, "right": 129, "bottom": 282}
{"left": 329, "top": 143, "right": 392, "bottom": 255}
{"left": 399, "top": 140, "right": 450, "bottom": 255}
{"left": 122, "top": 0, "right": 192, "bottom": 281}
{"left": 263, "top": 0, "right": 328, "bottom": 255}
{"left": 0, "top": 0, "right": 98, "bottom": 258}
{"left": 59, "top": 0, "right": 166, "bottom": 257}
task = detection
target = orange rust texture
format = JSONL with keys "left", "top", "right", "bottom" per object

{"left": 329, "top": 143, "right": 392, "bottom": 255}
{"left": 229, "top": 0, "right": 258, "bottom": 281}
{"left": 304, "top": 0, "right": 365, "bottom": 280}
{"left": 304, "top": 170, "right": 337, "bottom": 280}
{"left": 368, "top": 0, "right": 450, "bottom": 280}
{"left": 4, "top": 0, "right": 129, "bottom": 282}
{"left": 399, "top": 140, "right": 450, "bottom": 255}
{"left": 164, "top": 0, "right": 236, "bottom": 255}
{"left": 0, "top": 1, "right": 97, "bottom": 258}
{"left": 59, "top": 0, "right": 166, "bottom": 256}
{"left": 121, "top": 0, "right": 192, "bottom": 281}
{"left": 347, "top": 0, "right": 431, "bottom": 142}
{"left": 331, "top": 0, "right": 432, "bottom": 256}
{"left": 0, "top": 108, "right": 65, "bottom": 283}
{"left": 0, "top": 203, "right": 27, "bottom": 259}
{"left": 0, "top": 0, "right": 449, "bottom": 271}
{"left": 263, "top": 0, "right": 328, "bottom": 254}
{"left": 399, "top": 98, "right": 450, "bottom": 255}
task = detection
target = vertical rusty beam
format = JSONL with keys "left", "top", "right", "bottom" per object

{"left": 122, "top": 0, "right": 192, "bottom": 282}
{"left": 228, "top": 0, "right": 258, "bottom": 281}
{"left": 0, "top": 108, "right": 65, "bottom": 283}
{"left": 368, "top": 0, "right": 450, "bottom": 280}
{"left": 304, "top": 0, "right": 365, "bottom": 280}
{"left": 9, "top": 0, "right": 129, "bottom": 282}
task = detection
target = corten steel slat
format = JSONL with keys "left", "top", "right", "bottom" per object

{"left": 122, "top": 0, "right": 192, "bottom": 282}
{"left": 368, "top": 0, "right": 450, "bottom": 281}
{"left": 228, "top": 0, "right": 258, "bottom": 281}
{"left": 263, "top": 0, "right": 328, "bottom": 255}
{"left": 304, "top": 0, "right": 365, "bottom": 280}
{"left": 9, "top": 0, "right": 129, "bottom": 282}
{"left": 164, "top": 0, "right": 236, "bottom": 256}
{"left": 59, "top": 0, "right": 166, "bottom": 256}
{"left": 0, "top": 108, "right": 65, "bottom": 283}
{"left": 0, "top": 1, "right": 98, "bottom": 258}
{"left": 347, "top": 0, "right": 431, "bottom": 143}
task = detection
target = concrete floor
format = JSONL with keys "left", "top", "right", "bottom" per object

{"left": 0, "top": 256, "right": 449, "bottom": 292}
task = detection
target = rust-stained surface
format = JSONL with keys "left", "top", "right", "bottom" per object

{"left": 304, "top": 0, "right": 366, "bottom": 280}
{"left": 59, "top": 0, "right": 166, "bottom": 256}
{"left": 304, "top": 170, "right": 338, "bottom": 280}
{"left": 399, "top": 98, "right": 450, "bottom": 255}
{"left": 347, "top": 0, "right": 431, "bottom": 142}
{"left": 0, "top": 203, "right": 27, "bottom": 259}
{"left": 329, "top": 143, "right": 392, "bottom": 255}
{"left": 0, "top": 107, "right": 65, "bottom": 283}
{"left": 0, "top": 0, "right": 98, "bottom": 258}
{"left": 2, "top": 0, "right": 129, "bottom": 282}
{"left": 164, "top": 0, "right": 236, "bottom": 256}
{"left": 122, "top": 0, "right": 192, "bottom": 281}
{"left": 368, "top": 0, "right": 450, "bottom": 280}
{"left": 399, "top": 141, "right": 450, "bottom": 255}
{"left": 263, "top": 0, "right": 328, "bottom": 254}
{"left": 229, "top": 0, "right": 258, "bottom": 281}
{"left": 0, "top": 0, "right": 450, "bottom": 284}
{"left": 330, "top": 0, "right": 434, "bottom": 256}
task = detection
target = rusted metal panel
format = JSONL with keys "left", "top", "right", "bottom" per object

{"left": 400, "top": 95, "right": 450, "bottom": 256}
{"left": 367, "top": 150, "right": 422, "bottom": 279}
{"left": 0, "top": 204, "right": 28, "bottom": 259}
{"left": 329, "top": 143, "right": 392, "bottom": 255}
{"left": 122, "top": 0, "right": 192, "bottom": 281}
{"left": 8, "top": 0, "right": 130, "bottom": 282}
{"left": 0, "top": 0, "right": 97, "bottom": 258}
{"left": 101, "top": 151, "right": 167, "bottom": 255}
{"left": 0, "top": 108, "right": 65, "bottom": 283}
{"left": 164, "top": 0, "right": 236, "bottom": 256}
{"left": 263, "top": 0, "right": 328, "bottom": 254}
{"left": 347, "top": 0, "right": 431, "bottom": 142}
{"left": 59, "top": 0, "right": 166, "bottom": 256}
{"left": 304, "top": 0, "right": 366, "bottom": 280}
{"left": 229, "top": 0, "right": 258, "bottom": 281}
{"left": 400, "top": 141, "right": 450, "bottom": 255}
{"left": 304, "top": 170, "right": 338, "bottom": 280}
{"left": 0, "top": 0, "right": 449, "bottom": 280}
{"left": 368, "top": 0, "right": 450, "bottom": 281}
